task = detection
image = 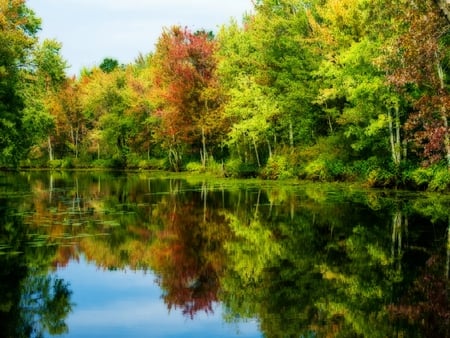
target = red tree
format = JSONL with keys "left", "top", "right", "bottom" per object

{"left": 151, "top": 26, "right": 220, "bottom": 170}
{"left": 388, "top": 1, "right": 450, "bottom": 167}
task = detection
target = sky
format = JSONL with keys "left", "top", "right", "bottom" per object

{"left": 26, "top": 0, "right": 254, "bottom": 75}
{"left": 55, "top": 258, "right": 260, "bottom": 337}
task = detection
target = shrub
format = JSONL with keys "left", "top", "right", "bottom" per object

{"left": 206, "top": 157, "right": 225, "bottom": 177}
{"left": 61, "top": 157, "right": 75, "bottom": 169}
{"left": 303, "top": 158, "right": 328, "bottom": 181}
{"left": 326, "top": 160, "right": 347, "bottom": 181}
{"left": 261, "top": 155, "right": 294, "bottom": 180}
{"left": 48, "top": 159, "right": 62, "bottom": 168}
{"left": 408, "top": 167, "right": 433, "bottom": 190}
{"left": 429, "top": 167, "right": 450, "bottom": 192}
{"left": 138, "top": 158, "right": 166, "bottom": 170}
{"left": 91, "top": 158, "right": 115, "bottom": 168}
{"left": 126, "top": 153, "right": 141, "bottom": 169}
{"left": 186, "top": 161, "right": 205, "bottom": 173}
{"left": 224, "top": 158, "right": 258, "bottom": 178}
{"left": 365, "top": 168, "right": 396, "bottom": 188}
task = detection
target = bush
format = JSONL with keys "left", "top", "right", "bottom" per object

{"left": 206, "top": 157, "right": 225, "bottom": 176}
{"left": 302, "top": 157, "right": 348, "bottom": 182}
{"left": 351, "top": 157, "right": 381, "bottom": 178}
{"left": 48, "top": 159, "right": 62, "bottom": 168}
{"left": 408, "top": 167, "right": 433, "bottom": 190}
{"left": 365, "top": 168, "right": 396, "bottom": 188}
{"left": 224, "top": 158, "right": 258, "bottom": 178}
{"left": 126, "top": 153, "right": 141, "bottom": 169}
{"left": 405, "top": 164, "right": 450, "bottom": 191}
{"left": 138, "top": 158, "right": 166, "bottom": 170}
{"left": 261, "top": 155, "right": 294, "bottom": 180}
{"left": 186, "top": 161, "right": 205, "bottom": 173}
{"left": 91, "top": 158, "right": 116, "bottom": 168}
{"left": 429, "top": 167, "right": 450, "bottom": 192}
{"left": 61, "top": 157, "right": 75, "bottom": 169}
{"left": 303, "top": 158, "right": 328, "bottom": 181}
{"left": 326, "top": 160, "right": 347, "bottom": 181}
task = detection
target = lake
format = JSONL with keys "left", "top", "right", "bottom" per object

{"left": 0, "top": 171, "right": 448, "bottom": 337}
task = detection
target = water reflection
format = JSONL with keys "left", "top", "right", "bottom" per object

{"left": 0, "top": 171, "right": 448, "bottom": 337}
{"left": 0, "top": 192, "right": 72, "bottom": 338}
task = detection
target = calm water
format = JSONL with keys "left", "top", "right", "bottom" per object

{"left": 0, "top": 171, "right": 448, "bottom": 338}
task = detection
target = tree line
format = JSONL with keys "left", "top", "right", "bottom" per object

{"left": 1, "top": 0, "right": 450, "bottom": 190}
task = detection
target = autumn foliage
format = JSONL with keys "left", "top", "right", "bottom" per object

{"left": 2, "top": 0, "right": 450, "bottom": 189}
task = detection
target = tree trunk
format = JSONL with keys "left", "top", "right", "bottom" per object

{"left": 446, "top": 216, "right": 449, "bottom": 279}
{"left": 437, "top": 58, "right": 450, "bottom": 169}
{"left": 388, "top": 106, "right": 401, "bottom": 166}
{"left": 202, "top": 181, "right": 207, "bottom": 223}
{"left": 253, "top": 138, "right": 261, "bottom": 168}
{"left": 48, "top": 136, "right": 53, "bottom": 161}
{"left": 266, "top": 138, "right": 272, "bottom": 159}
{"left": 75, "top": 127, "right": 79, "bottom": 159}
{"left": 201, "top": 126, "right": 207, "bottom": 168}
{"left": 254, "top": 189, "right": 261, "bottom": 219}
{"left": 289, "top": 120, "right": 294, "bottom": 154}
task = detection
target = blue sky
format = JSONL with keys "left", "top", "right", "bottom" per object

{"left": 55, "top": 258, "right": 261, "bottom": 337}
{"left": 27, "top": 0, "right": 254, "bottom": 75}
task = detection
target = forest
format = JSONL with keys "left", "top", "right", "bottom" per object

{"left": 1, "top": 0, "right": 450, "bottom": 190}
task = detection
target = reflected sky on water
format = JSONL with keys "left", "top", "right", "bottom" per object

{"left": 56, "top": 257, "right": 260, "bottom": 338}
{"left": 0, "top": 171, "right": 448, "bottom": 338}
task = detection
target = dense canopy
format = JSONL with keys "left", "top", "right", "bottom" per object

{"left": 1, "top": 0, "right": 450, "bottom": 190}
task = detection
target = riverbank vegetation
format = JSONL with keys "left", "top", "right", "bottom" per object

{"left": 2, "top": 0, "right": 450, "bottom": 191}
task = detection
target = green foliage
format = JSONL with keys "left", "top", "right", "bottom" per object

{"left": 99, "top": 58, "right": 119, "bottom": 73}
{"left": 302, "top": 157, "right": 345, "bottom": 182}
{"left": 0, "top": 1, "right": 41, "bottom": 166}
{"left": 186, "top": 158, "right": 225, "bottom": 176}
{"left": 186, "top": 161, "right": 205, "bottom": 173}
{"left": 261, "top": 155, "right": 294, "bottom": 180}
{"left": 406, "top": 164, "right": 450, "bottom": 191}
{"left": 6, "top": 0, "right": 450, "bottom": 194}
{"left": 48, "top": 159, "right": 62, "bottom": 169}
{"left": 365, "top": 168, "right": 396, "bottom": 188}
{"left": 224, "top": 158, "right": 258, "bottom": 178}
{"left": 91, "top": 158, "right": 120, "bottom": 169}
{"left": 138, "top": 158, "right": 166, "bottom": 170}
{"left": 408, "top": 167, "right": 434, "bottom": 190}
{"left": 428, "top": 167, "right": 450, "bottom": 192}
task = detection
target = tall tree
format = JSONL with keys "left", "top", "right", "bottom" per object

{"left": 310, "top": 0, "right": 406, "bottom": 171}
{"left": 387, "top": 0, "right": 450, "bottom": 168}
{"left": 217, "top": 1, "right": 319, "bottom": 168}
{"left": 0, "top": 0, "right": 40, "bottom": 166}
{"left": 151, "top": 26, "right": 219, "bottom": 171}
{"left": 22, "top": 39, "right": 68, "bottom": 162}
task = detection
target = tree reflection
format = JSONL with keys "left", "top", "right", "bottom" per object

{"left": 0, "top": 196, "right": 73, "bottom": 338}
{"left": 389, "top": 254, "right": 449, "bottom": 337}
{"left": 219, "top": 189, "right": 449, "bottom": 337}
{"left": 150, "top": 182, "right": 230, "bottom": 318}
{"left": 2, "top": 171, "right": 449, "bottom": 336}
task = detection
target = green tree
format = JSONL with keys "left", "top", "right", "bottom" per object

{"left": 0, "top": 0, "right": 41, "bottom": 166}
{"left": 309, "top": 0, "right": 407, "bottom": 180}
{"left": 99, "top": 57, "right": 119, "bottom": 73}
{"left": 79, "top": 67, "right": 136, "bottom": 166}
{"left": 216, "top": 1, "right": 320, "bottom": 175}
{"left": 22, "top": 39, "right": 68, "bottom": 163}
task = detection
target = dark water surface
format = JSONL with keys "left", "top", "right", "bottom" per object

{"left": 0, "top": 171, "right": 448, "bottom": 337}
